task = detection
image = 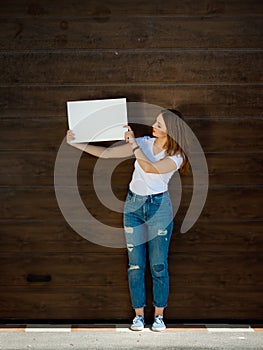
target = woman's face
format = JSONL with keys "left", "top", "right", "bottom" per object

{"left": 152, "top": 113, "right": 167, "bottom": 138}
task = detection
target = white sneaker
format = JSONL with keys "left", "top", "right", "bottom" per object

{"left": 130, "top": 315, "right": 145, "bottom": 331}
{"left": 151, "top": 315, "right": 166, "bottom": 332}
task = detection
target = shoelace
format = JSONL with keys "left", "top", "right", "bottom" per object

{"left": 134, "top": 315, "right": 144, "bottom": 323}
{"left": 155, "top": 316, "right": 163, "bottom": 324}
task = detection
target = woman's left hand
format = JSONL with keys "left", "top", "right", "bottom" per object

{"left": 124, "top": 125, "right": 137, "bottom": 147}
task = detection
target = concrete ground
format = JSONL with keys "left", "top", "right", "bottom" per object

{"left": 0, "top": 324, "right": 263, "bottom": 350}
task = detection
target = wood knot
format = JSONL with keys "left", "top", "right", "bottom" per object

{"left": 60, "top": 21, "right": 69, "bottom": 30}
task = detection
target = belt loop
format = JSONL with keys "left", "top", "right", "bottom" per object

{"left": 150, "top": 194, "right": 153, "bottom": 203}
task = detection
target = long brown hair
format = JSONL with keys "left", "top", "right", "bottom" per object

{"left": 161, "top": 109, "right": 190, "bottom": 175}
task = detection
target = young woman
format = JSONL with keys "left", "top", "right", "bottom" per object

{"left": 67, "top": 109, "right": 189, "bottom": 332}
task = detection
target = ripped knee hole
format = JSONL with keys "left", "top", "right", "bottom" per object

{"left": 129, "top": 265, "right": 140, "bottom": 270}
{"left": 124, "top": 226, "right": 134, "bottom": 234}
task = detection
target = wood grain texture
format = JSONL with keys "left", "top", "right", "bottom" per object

{"left": 2, "top": 266, "right": 262, "bottom": 320}
{"left": 0, "top": 118, "right": 262, "bottom": 152}
{"left": 1, "top": 151, "right": 262, "bottom": 186}
{"left": 0, "top": 186, "right": 262, "bottom": 222}
{"left": 1, "top": 17, "right": 262, "bottom": 50}
{"left": 0, "top": 284, "right": 262, "bottom": 319}
{"left": 1, "top": 51, "right": 262, "bottom": 84}
{"left": 1, "top": 221, "right": 262, "bottom": 254}
{"left": 1, "top": 85, "right": 262, "bottom": 117}
{"left": 0, "top": 251, "right": 262, "bottom": 319}
{"left": 0, "top": 0, "right": 262, "bottom": 321}
{"left": 2, "top": 285, "right": 262, "bottom": 322}
{"left": 0, "top": 252, "right": 262, "bottom": 288}
{"left": 0, "top": 286, "right": 132, "bottom": 319}
{"left": 1, "top": 0, "right": 263, "bottom": 18}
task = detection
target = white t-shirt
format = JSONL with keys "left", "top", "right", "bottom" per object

{"left": 129, "top": 136, "right": 183, "bottom": 195}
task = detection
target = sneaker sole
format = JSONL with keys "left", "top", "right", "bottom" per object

{"left": 130, "top": 326, "right": 144, "bottom": 331}
{"left": 151, "top": 326, "right": 166, "bottom": 332}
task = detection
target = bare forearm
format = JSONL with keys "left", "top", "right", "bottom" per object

{"left": 71, "top": 142, "right": 107, "bottom": 157}
{"left": 124, "top": 126, "right": 177, "bottom": 174}
{"left": 66, "top": 129, "right": 132, "bottom": 158}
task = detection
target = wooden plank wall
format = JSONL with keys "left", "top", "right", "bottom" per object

{"left": 0, "top": 0, "right": 262, "bottom": 321}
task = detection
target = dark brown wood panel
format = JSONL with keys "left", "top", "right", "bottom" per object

{"left": 2, "top": 259, "right": 263, "bottom": 319}
{"left": 0, "top": 286, "right": 132, "bottom": 320}
{"left": 1, "top": 51, "right": 262, "bottom": 84}
{"left": 0, "top": 285, "right": 262, "bottom": 320}
{"left": 0, "top": 186, "right": 262, "bottom": 222}
{"left": 0, "top": 151, "right": 262, "bottom": 186}
{"left": 1, "top": 85, "right": 262, "bottom": 118}
{"left": 0, "top": 250, "right": 262, "bottom": 320}
{"left": 1, "top": 284, "right": 263, "bottom": 321}
{"left": 1, "top": 118, "right": 262, "bottom": 152}
{"left": 1, "top": 0, "right": 262, "bottom": 18}
{"left": 0, "top": 253, "right": 128, "bottom": 287}
{"left": 0, "top": 0, "right": 262, "bottom": 322}
{"left": 1, "top": 221, "right": 262, "bottom": 254}
{"left": 171, "top": 222, "right": 263, "bottom": 254}
{"left": 0, "top": 252, "right": 261, "bottom": 288}
{"left": 166, "top": 286, "right": 263, "bottom": 319}
{"left": 1, "top": 17, "right": 262, "bottom": 50}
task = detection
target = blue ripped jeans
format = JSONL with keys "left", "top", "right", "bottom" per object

{"left": 124, "top": 189, "right": 173, "bottom": 309}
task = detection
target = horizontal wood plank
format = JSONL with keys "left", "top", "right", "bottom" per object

{"left": 1, "top": 0, "right": 263, "bottom": 18}
{"left": 0, "top": 186, "right": 262, "bottom": 222}
{"left": 0, "top": 151, "right": 262, "bottom": 186}
{"left": 0, "top": 85, "right": 262, "bottom": 118}
{"left": 0, "top": 285, "right": 262, "bottom": 319}
{"left": 0, "top": 253, "right": 128, "bottom": 287}
{"left": 166, "top": 286, "right": 263, "bottom": 319}
{"left": 0, "top": 286, "right": 132, "bottom": 319}
{"left": 0, "top": 51, "right": 262, "bottom": 84}
{"left": 1, "top": 17, "right": 262, "bottom": 50}
{"left": 0, "top": 252, "right": 262, "bottom": 288}
{"left": 0, "top": 118, "right": 262, "bottom": 152}
{"left": 0, "top": 221, "right": 262, "bottom": 254}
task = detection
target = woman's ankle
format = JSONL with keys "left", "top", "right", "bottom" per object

{"left": 135, "top": 308, "right": 144, "bottom": 317}
{"left": 154, "top": 307, "right": 164, "bottom": 318}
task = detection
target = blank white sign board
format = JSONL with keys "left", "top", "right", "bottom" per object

{"left": 67, "top": 98, "right": 127, "bottom": 143}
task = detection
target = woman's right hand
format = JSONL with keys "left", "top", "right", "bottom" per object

{"left": 66, "top": 129, "right": 75, "bottom": 144}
